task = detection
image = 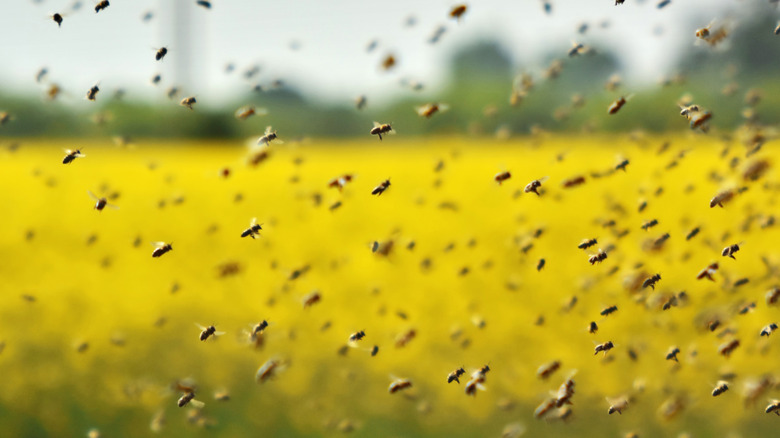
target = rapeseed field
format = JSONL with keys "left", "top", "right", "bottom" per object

{"left": 1, "top": 136, "right": 779, "bottom": 438}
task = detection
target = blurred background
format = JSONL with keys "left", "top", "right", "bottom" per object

{"left": 0, "top": 0, "right": 779, "bottom": 138}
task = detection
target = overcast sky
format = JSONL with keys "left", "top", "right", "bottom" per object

{"left": 0, "top": 0, "right": 759, "bottom": 107}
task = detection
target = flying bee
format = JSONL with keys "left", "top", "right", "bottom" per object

{"left": 578, "top": 238, "right": 598, "bottom": 250}
{"left": 151, "top": 74, "right": 161, "bottom": 85}
{"left": 643, "top": 273, "right": 661, "bottom": 290}
{"left": 711, "top": 381, "right": 729, "bottom": 396}
{"left": 641, "top": 219, "right": 659, "bottom": 230}
{"left": 388, "top": 378, "right": 412, "bottom": 394}
{"left": 686, "top": 227, "right": 700, "bottom": 240}
{"left": 524, "top": 178, "right": 546, "bottom": 194}
{"left": 718, "top": 339, "right": 740, "bottom": 357}
{"left": 464, "top": 377, "right": 485, "bottom": 396}
{"left": 767, "top": 400, "right": 780, "bottom": 415}
{"left": 607, "top": 397, "right": 629, "bottom": 415}
{"left": 302, "top": 291, "right": 321, "bottom": 308}
{"left": 767, "top": 287, "right": 780, "bottom": 305}
{"left": 252, "top": 320, "right": 269, "bottom": 337}
{"left": 155, "top": 47, "right": 168, "bottom": 61}
{"left": 180, "top": 96, "right": 196, "bottom": 110}
{"left": 371, "top": 345, "right": 379, "bottom": 356}
{"left": 240, "top": 218, "right": 263, "bottom": 239}
{"left": 235, "top": 105, "right": 266, "bottom": 120}
{"left": 666, "top": 346, "right": 680, "bottom": 362}
{"left": 372, "top": 179, "right": 391, "bottom": 196}
{"left": 328, "top": 174, "right": 353, "bottom": 191}
{"left": 537, "top": 258, "right": 545, "bottom": 271}
{"left": 696, "top": 262, "right": 718, "bottom": 281}
{"left": 494, "top": 171, "right": 511, "bottom": 185}
{"left": 370, "top": 122, "right": 394, "bottom": 140}
{"left": 151, "top": 241, "right": 173, "bottom": 258}
{"left": 197, "top": 324, "right": 224, "bottom": 341}
{"left": 562, "top": 175, "right": 586, "bottom": 188}
{"left": 86, "top": 83, "right": 100, "bottom": 101}
{"left": 534, "top": 398, "right": 557, "bottom": 419}
{"left": 0, "top": 112, "right": 10, "bottom": 126}
{"left": 395, "top": 329, "right": 416, "bottom": 348}
{"left": 349, "top": 330, "right": 366, "bottom": 342}
{"left": 449, "top": 4, "right": 467, "bottom": 20}
{"left": 775, "top": 22, "right": 780, "bottom": 35}
{"left": 536, "top": 361, "right": 561, "bottom": 380}
{"left": 760, "top": 323, "right": 778, "bottom": 337}
{"left": 615, "top": 159, "right": 629, "bottom": 171}
{"left": 416, "top": 103, "right": 449, "bottom": 118}
{"left": 568, "top": 41, "right": 586, "bottom": 57}
{"left": 94, "top": 1, "right": 109, "bottom": 13}
{"left": 257, "top": 126, "right": 282, "bottom": 146}
{"left": 62, "top": 149, "right": 85, "bottom": 164}
{"left": 51, "top": 13, "right": 64, "bottom": 27}
{"left": 679, "top": 104, "right": 700, "bottom": 118}
{"left": 608, "top": 96, "right": 628, "bottom": 115}
{"left": 196, "top": 0, "right": 212, "bottom": 8}
{"left": 588, "top": 249, "right": 607, "bottom": 265}
{"left": 177, "top": 391, "right": 198, "bottom": 408}
{"left": 710, "top": 189, "right": 735, "bottom": 208}
{"left": 447, "top": 367, "right": 466, "bottom": 384}
{"left": 255, "top": 359, "right": 282, "bottom": 383}
{"left": 595, "top": 341, "right": 614, "bottom": 355}
{"left": 588, "top": 321, "right": 598, "bottom": 334}
{"left": 88, "top": 191, "right": 119, "bottom": 211}
{"left": 722, "top": 243, "right": 741, "bottom": 259}
{"left": 689, "top": 111, "right": 712, "bottom": 130}
{"left": 555, "top": 376, "right": 576, "bottom": 407}
{"left": 600, "top": 305, "right": 618, "bottom": 316}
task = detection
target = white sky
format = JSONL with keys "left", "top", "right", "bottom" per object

{"left": 0, "top": 0, "right": 752, "bottom": 107}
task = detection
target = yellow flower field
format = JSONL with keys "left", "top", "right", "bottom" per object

{"left": 1, "top": 136, "right": 779, "bottom": 437}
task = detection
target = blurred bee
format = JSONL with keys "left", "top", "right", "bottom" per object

{"left": 689, "top": 111, "right": 713, "bottom": 130}
{"left": 642, "top": 273, "right": 661, "bottom": 290}
{"left": 494, "top": 171, "right": 511, "bottom": 185}
{"left": 555, "top": 375, "right": 576, "bottom": 407}
{"left": 447, "top": 367, "right": 466, "bottom": 384}
{"left": 371, "top": 345, "right": 379, "bottom": 356}
{"left": 380, "top": 54, "right": 396, "bottom": 71}
{"left": 708, "top": 320, "right": 721, "bottom": 332}
{"left": 88, "top": 191, "right": 119, "bottom": 211}
{"left": 678, "top": 104, "right": 700, "bottom": 118}
{"left": 465, "top": 375, "right": 486, "bottom": 396}
{"left": 151, "top": 74, "right": 161, "bottom": 85}
{"left": 562, "top": 175, "right": 586, "bottom": 188}
{"left": 180, "top": 96, "right": 196, "bottom": 110}
{"left": 760, "top": 323, "right": 778, "bottom": 337}
{"left": 370, "top": 122, "right": 394, "bottom": 140}
{"left": 388, "top": 378, "right": 412, "bottom": 394}
{"left": 196, "top": 0, "right": 211, "bottom": 8}
{"left": 710, "top": 188, "right": 735, "bottom": 207}
{"left": 607, "top": 397, "right": 628, "bottom": 414}
{"left": 429, "top": 25, "right": 447, "bottom": 44}
{"left": 568, "top": 41, "right": 585, "bottom": 57}
{"left": 449, "top": 4, "right": 467, "bottom": 20}
{"left": 257, "top": 126, "right": 282, "bottom": 146}
{"left": 355, "top": 95, "right": 367, "bottom": 110}
{"left": 235, "top": 105, "right": 266, "bottom": 120}
{"left": 658, "top": 0, "right": 671, "bottom": 8}
{"left": 686, "top": 227, "right": 700, "bottom": 240}
{"left": 722, "top": 243, "right": 741, "bottom": 259}
{"left": 213, "top": 390, "right": 229, "bottom": 401}
{"left": 767, "top": 287, "right": 780, "bottom": 305}
{"left": 395, "top": 329, "right": 416, "bottom": 348}
{"left": 600, "top": 305, "right": 618, "bottom": 316}
{"left": 252, "top": 320, "right": 269, "bottom": 337}
{"left": 416, "top": 103, "right": 449, "bottom": 118}
{"left": 595, "top": 340, "right": 614, "bottom": 355}
{"left": 372, "top": 179, "right": 391, "bottom": 196}
{"left": 711, "top": 381, "right": 729, "bottom": 396}
{"left": 240, "top": 218, "right": 263, "bottom": 239}
{"left": 537, "top": 258, "right": 545, "bottom": 271}
{"left": 94, "top": 1, "right": 109, "bottom": 13}
{"left": 255, "top": 359, "right": 282, "bottom": 383}
{"left": 718, "top": 339, "right": 740, "bottom": 357}
{"left": 696, "top": 262, "right": 718, "bottom": 281}
{"left": 615, "top": 0, "right": 625, "bottom": 4}
{"left": 155, "top": 47, "right": 168, "bottom": 61}
{"left": 641, "top": 219, "right": 658, "bottom": 230}
{"left": 607, "top": 96, "right": 628, "bottom": 115}
{"left": 536, "top": 360, "right": 561, "bottom": 380}
{"left": 615, "top": 159, "right": 629, "bottom": 171}
{"left": 302, "top": 291, "right": 321, "bottom": 308}
{"left": 47, "top": 83, "right": 62, "bottom": 100}
{"left": 767, "top": 400, "right": 780, "bottom": 415}
{"left": 588, "top": 321, "right": 598, "bottom": 334}
{"left": 62, "top": 149, "right": 85, "bottom": 164}
{"left": 197, "top": 324, "right": 224, "bottom": 341}
{"left": 578, "top": 238, "right": 598, "bottom": 250}
{"left": 0, "top": 112, "right": 11, "bottom": 125}
{"left": 328, "top": 174, "right": 353, "bottom": 191}
{"left": 36, "top": 67, "right": 48, "bottom": 83}
{"left": 86, "top": 83, "right": 100, "bottom": 101}
{"left": 534, "top": 398, "right": 557, "bottom": 419}
{"left": 52, "top": 13, "right": 64, "bottom": 27}
{"left": 525, "top": 178, "right": 546, "bottom": 194}
{"left": 666, "top": 346, "right": 680, "bottom": 362}
{"left": 151, "top": 242, "right": 173, "bottom": 258}
{"left": 742, "top": 159, "right": 770, "bottom": 181}
{"left": 588, "top": 249, "right": 607, "bottom": 265}
{"left": 349, "top": 330, "right": 366, "bottom": 342}
{"left": 775, "top": 22, "right": 780, "bottom": 35}
{"left": 177, "top": 391, "right": 202, "bottom": 408}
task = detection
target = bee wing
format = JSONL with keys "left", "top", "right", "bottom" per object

{"left": 255, "top": 107, "right": 269, "bottom": 116}
{"left": 250, "top": 217, "right": 257, "bottom": 226}
{"left": 438, "top": 103, "right": 450, "bottom": 112}
{"left": 195, "top": 323, "right": 208, "bottom": 330}
{"left": 151, "top": 241, "right": 168, "bottom": 247}
{"left": 373, "top": 121, "right": 382, "bottom": 128}
{"left": 264, "top": 126, "right": 273, "bottom": 135}
{"left": 274, "top": 138, "right": 284, "bottom": 144}
{"left": 105, "top": 203, "right": 120, "bottom": 210}
{"left": 214, "top": 330, "right": 227, "bottom": 336}
{"left": 189, "top": 399, "right": 205, "bottom": 409}
{"left": 87, "top": 190, "right": 99, "bottom": 201}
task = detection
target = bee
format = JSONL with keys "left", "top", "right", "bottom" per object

{"left": 494, "top": 171, "right": 511, "bottom": 185}
{"left": 197, "top": 324, "right": 224, "bottom": 341}
{"left": 235, "top": 105, "right": 266, "bottom": 120}
{"left": 742, "top": 159, "right": 770, "bottom": 181}
{"left": 388, "top": 378, "right": 412, "bottom": 394}
{"left": 718, "top": 339, "right": 740, "bottom": 357}
{"left": 255, "top": 359, "right": 282, "bottom": 383}
{"left": 710, "top": 380, "right": 729, "bottom": 397}
{"left": 710, "top": 189, "right": 735, "bottom": 208}
{"left": 349, "top": 330, "right": 366, "bottom": 342}
{"left": 380, "top": 54, "right": 396, "bottom": 71}
{"left": 642, "top": 273, "right": 661, "bottom": 289}
{"left": 666, "top": 346, "right": 680, "bottom": 362}
{"left": 46, "top": 83, "right": 62, "bottom": 100}
{"left": 524, "top": 178, "right": 546, "bottom": 194}
{"left": 568, "top": 42, "right": 585, "bottom": 57}
{"left": 151, "top": 74, "right": 161, "bottom": 85}
{"left": 0, "top": 112, "right": 10, "bottom": 126}
{"left": 767, "top": 400, "right": 780, "bottom": 415}
{"left": 658, "top": 0, "right": 671, "bottom": 8}
{"left": 607, "top": 96, "right": 627, "bottom": 115}
{"left": 252, "top": 320, "right": 269, "bottom": 337}
{"left": 62, "top": 149, "right": 85, "bottom": 164}
{"left": 555, "top": 376, "right": 576, "bottom": 407}
{"left": 686, "top": 227, "right": 700, "bottom": 240}
{"left": 615, "top": 0, "right": 625, "bottom": 4}
{"left": 537, "top": 258, "right": 545, "bottom": 271}
{"left": 775, "top": 22, "right": 780, "bottom": 36}
{"left": 372, "top": 179, "right": 391, "bottom": 196}
{"left": 94, "top": 1, "right": 109, "bottom": 13}
{"left": 370, "top": 122, "right": 394, "bottom": 140}
{"left": 355, "top": 95, "right": 367, "bottom": 110}
{"left": 447, "top": 367, "right": 466, "bottom": 384}
{"left": 257, "top": 126, "right": 282, "bottom": 146}
{"left": 595, "top": 341, "right": 614, "bottom": 355}
{"left": 240, "top": 218, "right": 263, "bottom": 239}
{"left": 578, "top": 238, "right": 598, "bottom": 250}
{"left": 155, "top": 47, "right": 168, "bottom": 61}
{"left": 151, "top": 242, "right": 173, "bottom": 258}
{"left": 641, "top": 219, "right": 659, "bottom": 230}
{"left": 177, "top": 391, "right": 205, "bottom": 408}
{"left": 722, "top": 243, "right": 741, "bottom": 259}
{"left": 696, "top": 262, "right": 718, "bottom": 281}
{"left": 449, "top": 4, "right": 467, "bottom": 20}
{"left": 371, "top": 345, "right": 379, "bottom": 356}
{"left": 536, "top": 361, "right": 561, "bottom": 380}
{"left": 607, "top": 397, "right": 628, "bottom": 415}
{"left": 416, "top": 103, "right": 449, "bottom": 118}
{"left": 464, "top": 376, "right": 486, "bottom": 397}
{"left": 588, "top": 321, "right": 598, "bottom": 333}
{"left": 708, "top": 319, "right": 721, "bottom": 332}
{"left": 588, "top": 249, "right": 607, "bottom": 265}
{"left": 328, "top": 174, "right": 353, "bottom": 191}
{"left": 88, "top": 191, "right": 119, "bottom": 211}
{"left": 196, "top": 0, "right": 212, "bottom": 8}
{"left": 760, "top": 323, "right": 778, "bottom": 337}
{"left": 615, "top": 159, "right": 629, "bottom": 171}
{"left": 180, "top": 96, "right": 196, "bottom": 110}
{"left": 689, "top": 111, "right": 713, "bottom": 130}
{"left": 302, "top": 291, "right": 321, "bottom": 308}
{"left": 679, "top": 104, "right": 700, "bottom": 118}
{"left": 600, "top": 305, "right": 618, "bottom": 316}
{"left": 767, "top": 287, "right": 780, "bottom": 305}
{"left": 86, "top": 83, "right": 100, "bottom": 101}
{"left": 534, "top": 398, "right": 557, "bottom": 419}
{"left": 395, "top": 329, "right": 416, "bottom": 348}
{"left": 562, "top": 175, "right": 586, "bottom": 188}
{"left": 52, "top": 13, "right": 64, "bottom": 27}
